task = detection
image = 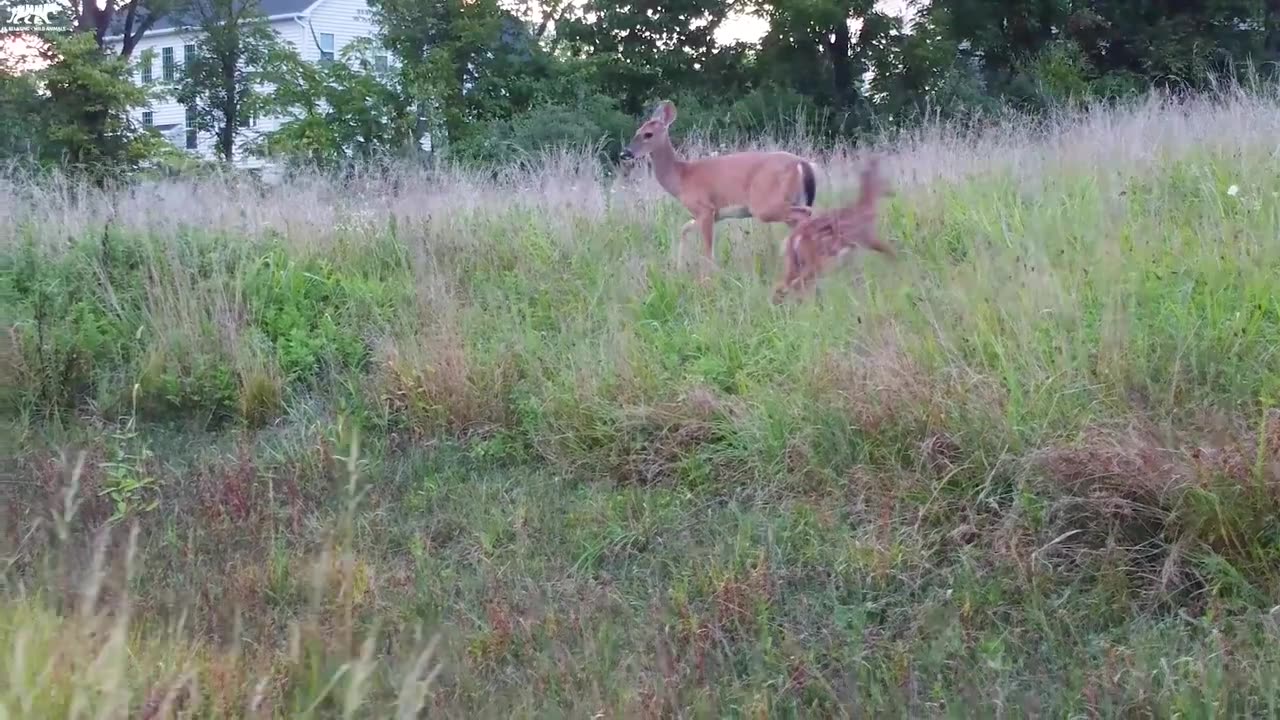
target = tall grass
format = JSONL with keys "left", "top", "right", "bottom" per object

{"left": 3, "top": 83, "right": 1280, "bottom": 716}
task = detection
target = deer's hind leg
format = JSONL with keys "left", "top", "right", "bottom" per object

{"left": 747, "top": 170, "right": 814, "bottom": 229}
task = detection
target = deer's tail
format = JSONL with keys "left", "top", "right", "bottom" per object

{"left": 800, "top": 160, "right": 816, "bottom": 207}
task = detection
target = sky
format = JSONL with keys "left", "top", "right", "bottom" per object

{"left": 716, "top": 0, "right": 912, "bottom": 45}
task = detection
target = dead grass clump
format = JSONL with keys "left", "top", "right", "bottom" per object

{"left": 237, "top": 359, "right": 285, "bottom": 430}
{"left": 196, "top": 443, "right": 261, "bottom": 528}
{"left": 810, "top": 342, "right": 938, "bottom": 436}
{"left": 1036, "top": 421, "right": 1189, "bottom": 506}
{"left": 811, "top": 332, "right": 1009, "bottom": 475}
{"left": 709, "top": 559, "right": 775, "bottom": 640}
{"left": 614, "top": 421, "right": 717, "bottom": 487}
{"left": 1033, "top": 411, "right": 1280, "bottom": 602}
{"left": 371, "top": 328, "right": 515, "bottom": 442}
{"left": 609, "top": 385, "right": 747, "bottom": 486}
{"left": 20, "top": 446, "right": 114, "bottom": 532}
{"left": 1038, "top": 411, "right": 1280, "bottom": 511}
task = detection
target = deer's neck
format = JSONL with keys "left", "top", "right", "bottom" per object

{"left": 649, "top": 139, "right": 685, "bottom": 196}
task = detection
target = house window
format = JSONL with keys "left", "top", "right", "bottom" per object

{"left": 142, "top": 111, "right": 154, "bottom": 128}
{"left": 185, "top": 105, "right": 198, "bottom": 150}
{"left": 373, "top": 53, "right": 388, "bottom": 75}
{"left": 318, "top": 33, "right": 334, "bottom": 63}
{"left": 140, "top": 55, "right": 152, "bottom": 83}
{"left": 162, "top": 46, "right": 175, "bottom": 81}
{"left": 184, "top": 43, "right": 196, "bottom": 69}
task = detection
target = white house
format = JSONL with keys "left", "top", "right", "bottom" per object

{"left": 103, "top": 0, "right": 390, "bottom": 169}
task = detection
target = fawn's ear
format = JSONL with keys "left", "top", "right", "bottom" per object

{"left": 654, "top": 100, "right": 677, "bottom": 127}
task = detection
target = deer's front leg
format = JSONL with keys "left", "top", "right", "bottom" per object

{"left": 697, "top": 211, "right": 717, "bottom": 279}
{"left": 675, "top": 219, "right": 697, "bottom": 269}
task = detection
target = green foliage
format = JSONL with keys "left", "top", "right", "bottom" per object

{"left": 453, "top": 93, "right": 633, "bottom": 162}
{"left": 134, "top": 339, "right": 241, "bottom": 422}
{"left": 239, "top": 249, "right": 393, "bottom": 382}
{"left": 8, "top": 232, "right": 137, "bottom": 415}
{"left": 27, "top": 32, "right": 160, "bottom": 181}
{"left": 1006, "top": 38, "right": 1097, "bottom": 112}
{"left": 5, "top": 228, "right": 401, "bottom": 424}
{"left": 98, "top": 392, "right": 162, "bottom": 524}
{"left": 922, "top": 0, "right": 1279, "bottom": 108}
{"left": 368, "top": 0, "right": 545, "bottom": 149}
{"left": 261, "top": 41, "right": 421, "bottom": 170}
{"left": 555, "top": 0, "right": 753, "bottom": 115}
{"left": 10, "top": 0, "right": 1280, "bottom": 168}
{"left": 0, "top": 66, "right": 44, "bottom": 162}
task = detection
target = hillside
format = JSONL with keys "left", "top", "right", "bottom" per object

{"left": 3, "top": 87, "right": 1279, "bottom": 717}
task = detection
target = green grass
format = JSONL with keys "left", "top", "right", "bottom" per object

{"left": 3, "top": 88, "right": 1280, "bottom": 717}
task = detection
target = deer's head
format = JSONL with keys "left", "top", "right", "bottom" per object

{"left": 619, "top": 101, "right": 676, "bottom": 161}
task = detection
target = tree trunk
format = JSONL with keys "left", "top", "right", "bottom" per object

{"left": 221, "top": 52, "right": 238, "bottom": 162}
{"left": 220, "top": 113, "right": 235, "bottom": 162}
{"left": 828, "top": 18, "right": 853, "bottom": 110}
{"left": 79, "top": 0, "right": 162, "bottom": 58}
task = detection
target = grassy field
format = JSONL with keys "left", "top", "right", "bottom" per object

{"left": 3, "top": 86, "right": 1280, "bottom": 718}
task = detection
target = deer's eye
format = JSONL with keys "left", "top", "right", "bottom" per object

{"left": 642, "top": 132, "right": 653, "bottom": 139}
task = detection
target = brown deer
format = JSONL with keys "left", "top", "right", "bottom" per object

{"left": 619, "top": 100, "right": 818, "bottom": 278}
{"left": 772, "top": 154, "right": 895, "bottom": 303}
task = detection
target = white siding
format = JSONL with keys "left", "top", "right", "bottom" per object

{"left": 106, "top": 0, "right": 388, "bottom": 170}
{"left": 114, "top": 29, "right": 209, "bottom": 157}
{"left": 292, "top": 0, "right": 380, "bottom": 66}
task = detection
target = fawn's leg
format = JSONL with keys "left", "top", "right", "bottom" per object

{"left": 784, "top": 205, "right": 812, "bottom": 228}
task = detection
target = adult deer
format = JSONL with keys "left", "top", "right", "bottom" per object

{"left": 772, "top": 154, "right": 896, "bottom": 303}
{"left": 619, "top": 100, "right": 818, "bottom": 278}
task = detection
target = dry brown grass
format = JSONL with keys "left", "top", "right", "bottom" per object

{"left": 4, "top": 87, "right": 1280, "bottom": 260}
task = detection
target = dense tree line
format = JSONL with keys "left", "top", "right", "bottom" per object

{"left": 2, "top": 0, "right": 1278, "bottom": 179}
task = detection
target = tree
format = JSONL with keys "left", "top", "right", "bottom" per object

{"left": 368, "top": 0, "right": 561, "bottom": 151}
{"left": 917, "top": 0, "right": 1277, "bottom": 103}
{"left": 259, "top": 40, "right": 421, "bottom": 169}
{"left": 555, "top": 0, "right": 752, "bottom": 115}
{"left": 169, "top": 0, "right": 298, "bottom": 163}
{"left": 32, "top": 31, "right": 163, "bottom": 181}
{"left": 753, "top": 0, "right": 880, "bottom": 122}
{"left": 0, "top": 56, "right": 46, "bottom": 162}
{"left": 1072, "top": 0, "right": 1273, "bottom": 85}
{"left": 3, "top": 1, "right": 172, "bottom": 179}
{"left": 367, "top": 0, "right": 495, "bottom": 149}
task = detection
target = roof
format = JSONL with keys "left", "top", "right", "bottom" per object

{"left": 105, "top": 0, "right": 317, "bottom": 39}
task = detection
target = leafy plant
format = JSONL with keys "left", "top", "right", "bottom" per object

{"left": 99, "top": 385, "right": 161, "bottom": 524}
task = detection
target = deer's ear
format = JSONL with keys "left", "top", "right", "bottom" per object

{"left": 655, "top": 100, "right": 677, "bottom": 127}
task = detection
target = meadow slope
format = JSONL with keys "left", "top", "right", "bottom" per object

{"left": 3, "top": 88, "right": 1280, "bottom": 718}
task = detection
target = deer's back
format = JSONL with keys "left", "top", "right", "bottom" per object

{"left": 684, "top": 151, "right": 807, "bottom": 205}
